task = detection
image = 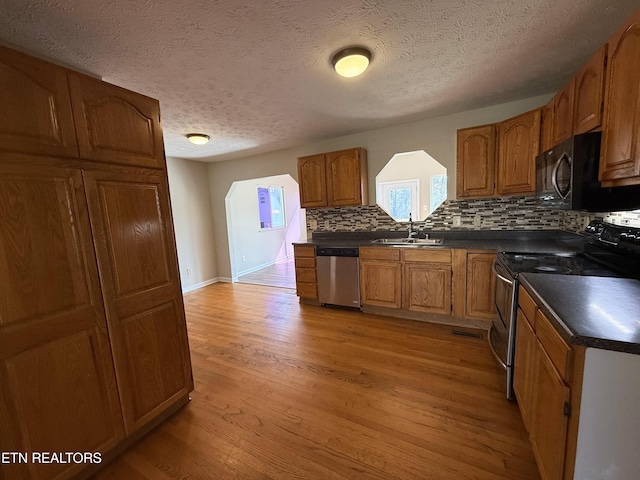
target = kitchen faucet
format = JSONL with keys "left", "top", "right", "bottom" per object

{"left": 408, "top": 213, "right": 418, "bottom": 238}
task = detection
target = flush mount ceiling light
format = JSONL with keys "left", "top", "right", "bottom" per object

{"left": 331, "top": 47, "right": 372, "bottom": 78}
{"left": 187, "top": 133, "right": 210, "bottom": 145}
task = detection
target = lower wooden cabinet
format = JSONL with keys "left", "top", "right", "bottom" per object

{"left": 464, "top": 252, "right": 497, "bottom": 320}
{"left": 515, "top": 286, "right": 575, "bottom": 480}
{"left": 360, "top": 247, "right": 402, "bottom": 309}
{"left": 402, "top": 249, "right": 452, "bottom": 315}
{"left": 294, "top": 245, "right": 318, "bottom": 301}
{"left": 0, "top": 159, "right": 192, "bottom": 480}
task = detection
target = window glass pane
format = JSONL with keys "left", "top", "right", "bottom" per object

{"left": 258, "top": 187, "right": 272, "bottom": 228}
{"left": 269, "top": 187, "right": 285, "bottom": 228}
{"left": 389, "top": 188, "right": 411, "bottom": 221}
{"left": 430, "top": 175, "right": 447, "bottom": 214}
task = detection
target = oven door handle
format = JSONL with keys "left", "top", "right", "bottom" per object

{"left": 492, "top": 262, "right": 513, "bottom": 285}
{"left": 488, "top": 324, "right": 507, "bottom": 371}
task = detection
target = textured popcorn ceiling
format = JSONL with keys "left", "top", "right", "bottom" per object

{"left": 0, "top": 0, "right": 638, "bottom": 162}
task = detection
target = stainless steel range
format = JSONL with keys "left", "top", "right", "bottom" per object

{"left": 489, "top": 220, "right": 640, "bottom": 400}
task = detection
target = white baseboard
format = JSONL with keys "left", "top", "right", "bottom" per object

{"left": 181, "top": 278, "right": 219, "bottom": 293}
{"left": 236, "top": 255, "right": 290, "bottom": 277}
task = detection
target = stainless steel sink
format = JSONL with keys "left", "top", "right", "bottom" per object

{"left": 370, "top": 238, "right": 443, "bottom": 245}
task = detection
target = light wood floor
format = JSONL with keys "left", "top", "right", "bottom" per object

{"left": 93, "top": 283, "right": 540, "bottom": 480}
{"left": 237, "top": 258, "right": 296, "bottom": 289}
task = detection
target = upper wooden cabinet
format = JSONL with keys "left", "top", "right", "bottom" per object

{"left": 0, "top": 45, "right": 78, "bottom": 158}
{"left": 600, "top": 8, "right": 640, "bottom": 187}
{"left": 298, "top": 147, "right": 368, "bottom": 208}
{"left": 573, "top": 45, "right": 607, "bottom": 135}
{"left": 456, "top": 124, "right": 496, "bottom": 198}
{"left": 68, "top": 74, "right": 166, "bottom": 169}
{"left": 497, "top": 109, "right": 541, "bottom": 196}
{"left": 551, "top": 79, "right": 575, "bottom": 146}
{"left": 540, "top": 98, "right": 555, "bottom": 152}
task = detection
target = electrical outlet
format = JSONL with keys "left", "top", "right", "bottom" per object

{"left": 452, "top": 215, "right": 461, "bottom": 227}
{"left": 473, "top": 214, "right": 481, "bottom": 227}
{"left": 242, "top": 255, "right": 246, "bottom": 262}
{"left": 309, "top": 219, "right": 318, "bottom": 229}
{"left": 186, "top": 268, "right": 192, "bottom": 276}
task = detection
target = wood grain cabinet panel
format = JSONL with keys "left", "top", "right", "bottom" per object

{"left": 465, "top": 252, "right": 497, "bottom": 320}
{"left": 0, "top": 45, "right": 78, "bottom": 158}
{"left": 600, "top": 8, "right": 640, "bottom": 186}
{"left": 0, "top": 163, "right": 124, "bottom": 480}
{"left": 402, "top": 262, "right": 452, "bottom": 315}
{"left": 360, "top": 260, "right": 402, "bottom": 309}
{"left": 325, "top": 148, "right": 368, "bottom": 206}
{"left": 573, "top": 45, "right": 607, "bottom": 135}
{"left": 513, "top": 308, "right": 537, "bottom": 432}
{"left": 540, "top": 98, "right": 555, "bottom": 152}
{"left": 84, "top": 169, "right": 192, "bottom": 433}
{"left": 297, "top": 148, "right": 367, "bottom": 208}
{"left": 297, "top": 154, "right": 327, "bottom": 207}
{"left": 552, "top": 80, "right": 575, "bottom": 146}
{"left": 456, "top": 124, "right": 497, "bottom": 199}
{"left": 69, "top": 74, "right": 165, "bottom": 169}
{"left": 497, "top": 109, "right": 541, "bottom": 196}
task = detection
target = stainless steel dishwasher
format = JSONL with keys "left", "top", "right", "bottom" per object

{"left": 316, "top": 247, "right": 361, "bottom": 309}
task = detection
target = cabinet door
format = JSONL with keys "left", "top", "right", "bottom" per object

{"left": 360, "top": 260, "right": 402, "bottom": 308}
{"left": 540, "top": 99, "right": 555, "bottom": 152}
{"left": 402, "top": 263, "right": 452, "bottom": 315}
{"left": 530, "top": 341, "right": 571, "bottom": 480}
{"left": 456, "top": 125, "right": 496, "bottom": 198}
{"left": 552, "top": 80, "right": 575, "bottom": 145}
{"left": 297, "top": 154, "right": 327, "bottom": 207}
{"left": 497, "top": 109, "right": 541, "bottom": 196}
{"left": 513, "top": 309, "right": 536, "bottom": 432}
{"left": 465, "top": 252, "right": 496, "bottom": 320}
{"left": 0, "top": 45, "right": 78, "bottom": 158}
{"left": 68, "top": 74, "right": 165, "bottom": 169}
{"left": 600, "top": 9, "right": 640, "bottom": 186}
{"left": 0, "top": 162, "right": 124, "bottom": 480}
{"left": 83, "top": 169, "right": 193, "bottom": 434}
{"left": 326, "top": 148, "right": 366, "bottom": 206}
{"left": 573, "top": 45, "right": 607, "bottom": 135}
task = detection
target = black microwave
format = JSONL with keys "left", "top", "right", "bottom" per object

{"left": 535, "top": 132, "right": 640, "bottom": 212}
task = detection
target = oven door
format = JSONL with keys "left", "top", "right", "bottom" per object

{"left": 491, "top": 260, "right": 518, "bottom": 399}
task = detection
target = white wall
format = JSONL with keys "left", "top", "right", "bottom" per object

{"left": 225, "top": 174, "right": 305, "bottom": 280}
{"left": 166, "top": 156, "right": 218, "bottom": 291}
{"left": 208, "top": 94, "right": 552, "bottom": 278}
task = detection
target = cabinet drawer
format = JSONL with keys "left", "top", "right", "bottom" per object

{"left": 403, "top": 249, "right": 451, "bottom": 263}
{"left": 294, "top": 245, "right": 316, "bottom": 258}
{"left": 296, "top": 282, "right": 318, "bottom": 298}
{"left": 295, "top": 268, "right": 317, "bottom": 284}
{"left": 518, "top": 286, "right": 537, "bottom": 327}
{"left": 535, "top": 310, "right": 572, "bottom": 381}
{"left": 359, "top": 247, "right": 400, "bottom": 261}
{"left": 295, "top": 257, "right": 316, "bottom": 269}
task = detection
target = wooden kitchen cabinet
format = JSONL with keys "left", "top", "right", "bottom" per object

{"left": 497, "top": 108, "right": 541, "bottom": 196}
{"left": 456, "top": 124, "right": 496, "bottom": 198}
{"left": 68, "top": 73, "right": 166, "bottom": 169}
{"left": 464, "top": 251, "right": 497, "bottom": 320}
{"left": 83, "top": 168, "right": 192, "bottom": 434}
{"left": 0, "top": 45, "right": 78, "bottom": 158}
{"left": 402, "top": 249, "right": 452, "bottom": 315}
{"left": 552, "top": 80, "right": 575, "bottom": 146}
{"left": 599, "top": 8, "right": 640, "bottom": 187}
{"left": 540, "top": 98, "right": 555, "bottom": 152}
{"left": 360, "top": 247, "right": 402, "bottom": 309}
{"left": 515, "top": 286, "right": 574, "bottom": 480}
{"left": 0, "top": 162, "right": 125, "bottom": 480}
{"left": 0, "top": 46, "right": 192, "bottom": 480}
{"left": 294, "top": 244, "right": 318, "bottom": 302}
{"left": 573, "top": 45, "right": 607, "bottom": 135}
{"left": 297, "top": 147, "right": 368, "bottom": 208}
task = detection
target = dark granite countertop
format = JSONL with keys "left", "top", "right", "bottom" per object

{"left": 293, "top": 230, "right": 584, "bottom": 254}
{"left": 519, "top": 274, "right": 640, "bottom": 355}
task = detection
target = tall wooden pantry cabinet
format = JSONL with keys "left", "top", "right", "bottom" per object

{"left": 0, "top": 45, "right": 193, "bottom": 480}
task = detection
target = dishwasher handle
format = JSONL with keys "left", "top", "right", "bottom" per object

{"left": 316, "top": 247, "right": 359, "bottom": 257}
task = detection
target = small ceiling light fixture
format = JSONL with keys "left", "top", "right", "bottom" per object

{"left": 331, "top": 47, "right": 372, "bottom": 78}
{"left": 187, "top": 133, "right": 210, "bottom": 145}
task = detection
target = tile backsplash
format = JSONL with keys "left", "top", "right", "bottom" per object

{"left": 305, "top": 196, "right": 640, "bottom": 235}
